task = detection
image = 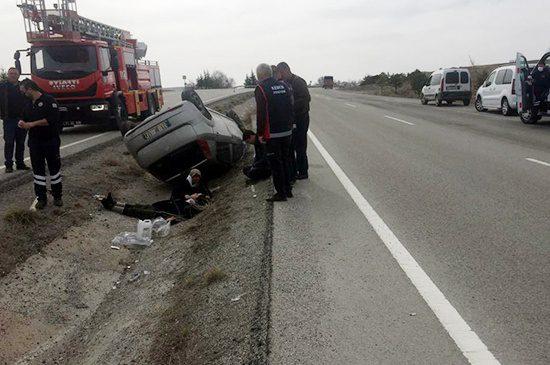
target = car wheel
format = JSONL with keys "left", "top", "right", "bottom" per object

{"left": 475, "top": 96, "right": 484, "bottom": 112}
{"left": 436, "top": 95, "right": 443, "bottom": 107}
{"left": 421, "top": 96, "right": 428, "bottom": 105}
{"left": 501, "top": 98, "right": 512, "bottom": 116}
{"left": 463, "top": 99, "right": 471, "bottom": 106}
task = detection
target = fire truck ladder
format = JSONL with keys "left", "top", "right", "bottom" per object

{"left": 18, "top": 0, "right": 132, "bottom": 46}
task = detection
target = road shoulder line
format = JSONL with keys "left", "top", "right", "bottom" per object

{"left": 384, "top": 115, "right": 416, "bottom": 125}
{"left": 308, "top": 129, "right": 500, "bottom": 365}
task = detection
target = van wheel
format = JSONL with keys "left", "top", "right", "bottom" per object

{"left": 520, "top": 108, "right": 538, "bottom": 124}
{"left": 475, "top": 96, "right": 484, "bottom": 112}
{"left": 435, "top": 95, "right": 443, "bottom": 107}
{"left": 421, "top": 96, "right": 428, "bottom": 105}
{"left": 501, "top": 98, "right": 512, "bottom": 116}
{"left": 463, "top": 99, "right": 471, "bottom": 106}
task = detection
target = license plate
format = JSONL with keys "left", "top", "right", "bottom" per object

{"left": 447, "top": 85, "right": 459, "bottom": 90}
{"left": 63, "top": 120, "right": 82, "bottom": 127}
{"left": 142, "top": 120, "right": 171, "bottom": 141}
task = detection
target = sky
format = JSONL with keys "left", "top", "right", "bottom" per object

{"left": 0, "top": 0, "right": 549, "bottom": 87}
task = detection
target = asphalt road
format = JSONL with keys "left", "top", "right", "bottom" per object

{"left": 0, "top": 88, "right": 248, "bottom": 182}
{"left": 270, "top": 89, "right": 550, "bottom": 364}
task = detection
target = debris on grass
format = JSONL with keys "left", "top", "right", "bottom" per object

{"left": 204, "top": 267, "right": 226, "bottom": 286}
{"left": 3, "top": 208, "right": 39, "bottom": 226}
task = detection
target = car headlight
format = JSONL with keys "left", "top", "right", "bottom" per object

{"left": 90, "top": 104, "right": 108, "bottom": 112}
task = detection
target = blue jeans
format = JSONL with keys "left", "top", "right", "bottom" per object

{"left": 3, "top": 117, "right": 27, "bottom": 168}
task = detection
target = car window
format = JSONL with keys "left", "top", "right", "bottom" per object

{"left": 99, "top": 48, "right": 111, "bottom": 72}
{"left": 445, "top": 71, "right": 459, "bottom": 84}
{"left": 460, "top": 72, "right": 469, "bottom": 84}
{"left": 502, "top": 69, "right": 513, "bottom": 84}
{"left": 486, "top": 71, "right": 496, "bottom": 86}
{"left": 495, "top": 70, "right": 506, "bottom": 85}
{"left": 430, "top": 74, "right": 442, "bottom": 85}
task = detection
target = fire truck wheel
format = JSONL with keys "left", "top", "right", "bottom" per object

{"left": 109, "top": 96, "right": 127, "bottom": 131}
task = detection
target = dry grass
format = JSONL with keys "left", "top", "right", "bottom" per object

{"left": 3, "top": 208, "right": 39, "bottom": 226}
{"left": 203, "top": 267, "right": 226, "bottom": 286}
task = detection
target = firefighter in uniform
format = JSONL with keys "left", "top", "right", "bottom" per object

{"left": 255, "top": 63, "right": 294, "bottom": 202}
{"left": 18, "top": 79, "right": 63, "bottom": 209}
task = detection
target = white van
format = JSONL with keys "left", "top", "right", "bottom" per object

{"left": 421, "top": 68, "right": 471, "bottom": 106}
{"left": 475, "top": 65, "right": 517, "bottom": 116}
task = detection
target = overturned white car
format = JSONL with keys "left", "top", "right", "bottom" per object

{"left": 123, "top": 91, "right": 245, "bottom": 183}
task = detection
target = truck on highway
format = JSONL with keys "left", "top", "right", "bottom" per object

{"left": 322, "top": 76, "right": 334, "bottom": 89}
{"left": 14, "top": 0, "right": 163, "bottom": 130}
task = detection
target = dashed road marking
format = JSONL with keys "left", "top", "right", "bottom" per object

{"left": 384, "top": 115, "right": 415, "bottom": 125}
{"left": 308, "top": 129, "right": 500, "bottom": 365}
{"left": 345, "top": 103, "right": 357, "bottom": 108}
{"left": 526, "top": 157, "right": 550, "bottom": 167}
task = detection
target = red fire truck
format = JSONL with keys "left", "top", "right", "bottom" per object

{"left": 14, "top": 0, "right": 163, "bottom": 130}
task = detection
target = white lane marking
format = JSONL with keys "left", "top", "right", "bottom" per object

{"left": 384, "top": 115, "right": 415, "bottom": 126}
{"left": 0, "top": 132, "right": 115, "bottom": 171}
{"left": 345, "top": 103, "right": 357, "bottom": 108}
{"left": 526, "top": 157, "right": 550, "bottom": 167}
{"left": 308, "top": 129, "right": 500, "bottom": 365}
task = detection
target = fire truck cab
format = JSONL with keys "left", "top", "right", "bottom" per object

{"left": 16, "top": 0, "right": 163, "bottom": 129}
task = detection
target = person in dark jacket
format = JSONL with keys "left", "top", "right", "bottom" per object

{"left": 98, "top": 169, "right": 210, "bottom": 221}
{"left": 19, "top": 78, "right": 62, "bottom": 209}
{"left": 531, "top": 62, "right": 550, "bottom": 104}
{"left": 0, "top": 67, "right": 29, "bottom": 173}
{"left": 255, "top": 63, "right": 294, "bottom": 202}
{"left": 242, "top": 129, "right": 271, "bottom": 182}
{"left": 277, "top": 62, "right": 311, "bottom": 180}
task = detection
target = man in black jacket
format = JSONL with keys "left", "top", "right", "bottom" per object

{"left": 255, "top": 63, "right": 294, "bottom": 202}
{"left": 0, "top": 67, "right": 29, "bottom": 173}
{"left": 277, "top": 62, "right": 311, "bottom": 180}
{"left": 18, "top": 79, "right": 62, "bottom": 209}
{"left": 98, "top": 169, "right": 210, "bottom": 221}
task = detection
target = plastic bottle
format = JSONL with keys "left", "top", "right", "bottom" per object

{"left": 137, "top": 219, "right": 153, "bottom": 241}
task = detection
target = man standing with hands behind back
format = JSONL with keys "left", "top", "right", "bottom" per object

{"left": 0, "top": 67, "right": 30, "bottom": 173}
{"left": 277, "top": 62, "right": 311, "bottom": 180}
{"left": 18, "top": 79, "right": 63, "bottom": 209}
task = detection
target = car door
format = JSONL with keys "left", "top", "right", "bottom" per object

{"left": 423, "top": 75, "right": 433, "bottom": 98}
{"left": 515, "top": 52, "right": 530, "bottom": 112}
{"left": 483, "top": 71, "right": 497, "bottom": 108}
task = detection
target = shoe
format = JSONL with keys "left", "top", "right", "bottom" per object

{"left": 287, "top": 191, "right": 294, "bottom": 198}
{"left": 100, "top": 192, "right": 116, "bottom": 210}
{"left": 5, "top": 166, "right": 14, "bottom": 173}
{"left": 36, "top": 200, "right": 47, "bottom": 210}
{"left": 16, "top": 164, "right": 30, "bottom": 171}
{"left": 296, "top": 173, "right": 309, "bottom": 180}
{"left": 266, "top": 193, "right": 287, "bottom": 202}
{"left": 54, "top": 198, "right": 63, "bottom": 207}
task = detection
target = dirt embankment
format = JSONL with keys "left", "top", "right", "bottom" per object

{"left": 0, "top": 98, "right": 273, "bottom": 365}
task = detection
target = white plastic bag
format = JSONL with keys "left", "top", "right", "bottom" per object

{"left": 152, "top": 217, "right": 171, "bottom": 237}
{"left": 112, "top": 232, "right": 152, "bottom": 247}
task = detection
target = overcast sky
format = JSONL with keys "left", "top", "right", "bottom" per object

{"left": 1, "top": 0, "right": 549, "bottom": 87}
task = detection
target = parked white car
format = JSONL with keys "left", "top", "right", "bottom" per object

{"left": 475, "top": 65, "right": 517, "bottom": 116}
{"left": 421, "top": 68, "right": 471, "bottom": 106}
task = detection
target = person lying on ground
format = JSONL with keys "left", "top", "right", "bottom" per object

{"left": 242, "top": 130, "right": 271, "bottom": 182}
{"left": 98, "top": 169, "right": 211, "bottom": 222}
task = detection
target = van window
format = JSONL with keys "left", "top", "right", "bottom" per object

{"left": 503, "top": 69, "right": 513, "bottom": 84}
{"left": 460, "top": 72, "right": 469, "bottom": 84}
{"left": 430, "top": 74, "right": 442, "bottom": 85}
{"left": 495, "top": 70, "right": 506, "bottom": 85}
{"left": 485, "top": 71, "right": 496, "bottom": 86}
{"left": 445, "top": 71, "right": 459, "bottom": 84}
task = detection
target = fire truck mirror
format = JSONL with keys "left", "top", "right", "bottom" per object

{"left": 14, "top": 51, "right": 21, "bottom": 60}
{"left": 111, "top": 56, "right": 120, "bottom": 71}
{"left": 15, "top": 60, "right": 22, "bottom": 75}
